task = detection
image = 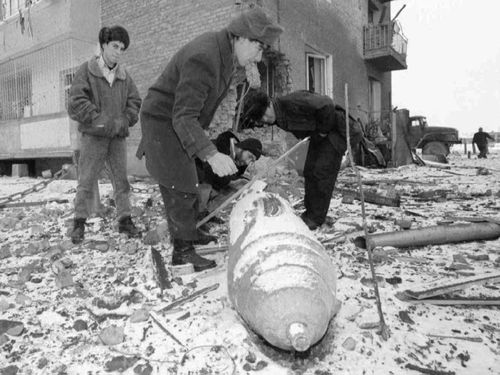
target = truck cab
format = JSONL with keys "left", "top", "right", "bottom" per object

{"left": 407, "top": 116, "right": 461, "bottom": 156}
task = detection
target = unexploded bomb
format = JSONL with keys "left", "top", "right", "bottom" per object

{"left": 228, "top": 183, "right": 339, "bottom": 351}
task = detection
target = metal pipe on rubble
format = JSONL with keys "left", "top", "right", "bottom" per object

{"left": 227, "top": 182, "right": 338, "bottom": 352}
{"left": 354, "top": 222, "right": 500, "bottom": 250}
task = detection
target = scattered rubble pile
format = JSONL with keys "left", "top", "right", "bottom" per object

{"left": 0, "top": 150, "right": 499, "bottom": 375}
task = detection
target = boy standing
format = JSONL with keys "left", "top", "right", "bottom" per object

{"left": 68, "top": 26, "right": 142, "bottom": 244}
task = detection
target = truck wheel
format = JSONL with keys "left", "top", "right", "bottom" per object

{"left": 422, "top": 141, "right": 449, "bottom": 156}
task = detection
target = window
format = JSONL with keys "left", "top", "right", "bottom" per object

{"left": 60, "top": 68, "right": 76, "bottom": 111}
{"left": 306, "top": 53, "right": 333, "bottom": 98}
{"left": 0, "top": 67, "right": 32, "bottom": 120}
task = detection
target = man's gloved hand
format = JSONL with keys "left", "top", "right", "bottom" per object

{"left": 206, "top": 152, "right": 238, "bottom": 177}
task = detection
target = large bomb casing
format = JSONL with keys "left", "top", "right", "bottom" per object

{"left": 228, "top": 184, "right": 338, "bottom": 351}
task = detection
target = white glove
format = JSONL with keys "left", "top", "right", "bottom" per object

{"left": 206, "top": 152, "right": 238, "bottom": 177}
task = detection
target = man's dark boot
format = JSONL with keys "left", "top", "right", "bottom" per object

{"left": 192, "top": 229, "right": 218, "bottom": 246}
{"left": 71, "top": 218, "right": 86, "bottom": 244}
{"left": 172, "top": 239, "right": 216, "bottom": 272}
{"left": 118, "top": 216, "right": 141, "bottom": 238}
{"left": 300, "top": 212, "right": 320, "bottom": 231}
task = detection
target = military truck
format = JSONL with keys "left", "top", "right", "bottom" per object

{"left": 407, "top": 115, "right": 461, "bottom": 156}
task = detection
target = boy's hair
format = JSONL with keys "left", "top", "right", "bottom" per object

{"left": 241, "top": 89, "right": 270, "bottom": 128}
{"left": 98, "top": 26, "right": 130, "bottom": 50}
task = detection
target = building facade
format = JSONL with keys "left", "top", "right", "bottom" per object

{"left": 0, "top": 0, "right": 100, "bottom": 174}
{"left": 0, "top": 0, "right": 407, "bottom": 175}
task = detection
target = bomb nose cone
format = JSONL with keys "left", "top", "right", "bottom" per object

{"left": 287, "top": 322, "right": 311, "bottom": 352}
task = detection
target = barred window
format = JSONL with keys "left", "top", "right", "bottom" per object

{"left": 60, "top": 68, "right": 76, "bottom": 111}
{"left": 0, "top": 38, "right": 94, "bottom": 120}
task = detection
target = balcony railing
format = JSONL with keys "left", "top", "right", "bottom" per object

{"left": 363, "top": 21, "right": 408, "bottom": 71}
{"left": 0, "top": 0, "right": 43, "bottom": 22}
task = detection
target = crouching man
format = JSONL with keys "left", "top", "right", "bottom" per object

{"left": 242, "top": 90, "right": 362, "bottom": 230}
{"left": 196, "top": 130, "right": 262, "bottom": 191}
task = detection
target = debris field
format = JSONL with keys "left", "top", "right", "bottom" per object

{"left": 0, "top": 148, "right": 499, "bottom": 375}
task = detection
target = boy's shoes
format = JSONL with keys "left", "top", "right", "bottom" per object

{"left": 71, "top": 218, "right": 86, "bottom": 244}
{"left": 118, "top": 216, "right": 141, "bottom": 238}
{"left": 172, "top": 239, "right": 216, "bottom": 272}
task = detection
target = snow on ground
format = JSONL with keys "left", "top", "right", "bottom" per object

{"left": 0, "top": 149, "right": 499, "bottom": 375}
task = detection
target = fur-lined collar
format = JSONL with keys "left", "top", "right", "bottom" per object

{"left": 87, "top": 56, "right": 127, "bottom": 80}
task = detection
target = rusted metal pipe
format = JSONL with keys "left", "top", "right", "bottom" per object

{"left": 354, "top": 222, "right": 500, "bottom": 249}
{"left": 227, "top": 183, "right": 338, "bottom": 351}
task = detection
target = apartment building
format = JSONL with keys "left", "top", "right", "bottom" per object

{"left": 0, "top": 0, "right": 407, "bottom": 175}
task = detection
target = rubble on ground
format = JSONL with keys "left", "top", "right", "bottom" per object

{"left": 0, "top": 150, "right": 499, "bottom": 374}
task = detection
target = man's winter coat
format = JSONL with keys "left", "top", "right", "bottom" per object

{"left": 138, "top": 29, "right": 235, "bottom": 193}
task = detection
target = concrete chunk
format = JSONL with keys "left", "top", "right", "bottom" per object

{"left": 12, "top": 164, "right": 28, "bottom": 177}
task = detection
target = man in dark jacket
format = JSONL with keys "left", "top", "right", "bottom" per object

{"left": 138, "top": 8, "right": 283, "bottom": 272}
{"left": 472, "top": 127, "right": 494, "bottom": 158}
{"left": 68, "top": 26, "right": 141, "bottom": 244}
{"left": 196, "top": 131, "right": 262, "bottom": 190}
{"left": 242, "top": 90, "right": 362, "bottom": 230}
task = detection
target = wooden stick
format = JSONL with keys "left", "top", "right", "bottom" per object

{"left": 196, "top": 136, "right": 310, "bottom": 228}
{"left": 155, "top": 283, "right": 220, "bottom": 314}
{"left": 444, "top": 215, "right": 500, "bottom": 225}
{"left": 195, "top": 244, "right": 229, "bottom": 255}
{"left": 427, "top": 334, "right": 483, "bottom": 343}
{"left": 419, "top": 158, "right": 451, "bottom": 169}
{"left": 404, "top": 363, "right": 455, "bottom": 375}
{"left": 0, "top": 198, "right": 69, "bottom": 209}
{"left": 403, "top": 299, "right": 500, "bottom": 306}
{"left": 403, "top": 272, "right": 500, "bottom": 300}
{"left": 345, "top": 84, "right": 389, "bottom": 340}
{"left": 149, "top": 311, "right": 185, "bottom": 348}
{"left": 339, "top": 178, "right": 432, "bottom": 185}
{"left": 395, "top": 292, "right": 500, "bottom": 306}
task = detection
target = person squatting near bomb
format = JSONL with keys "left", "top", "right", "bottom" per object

{"left": 196, "top": 130, "right": 263, "bottom": 191}
{"left": 68, "top": 25, "right": 142, "bottom": 244}
{"left": 137, "top": 8, "right": 283, "bottom": 272}
{"left": 472, "top": 127, "right": 495, "bottom": 159}
{"left": 194, "top": 131, "right": 262, "bottom": 243}
{"left": 241, "top": 89, "right": 363, "bottom": 231}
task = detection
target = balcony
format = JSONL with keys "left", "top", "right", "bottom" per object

{"left": 363, "top": 21, "right": 408, "bottom": 71}
{"left": 0, "top": 0, "right": 99, "bottom": 61}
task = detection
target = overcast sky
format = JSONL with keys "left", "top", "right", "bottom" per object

{"left": 391, "top": 0, "right": 500, "bottom": 137}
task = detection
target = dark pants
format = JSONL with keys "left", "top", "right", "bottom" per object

{"left": 74, "top": 134, "right": 130, "bottom": 220}
{"left": 159, "top": 185, "right": 198, "bottom": 241}
{"left": 477, "top": 144, "right": 488, "bottom": 158}
{"left": 303, "top": 136, "right": 343, "bottom": 225}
